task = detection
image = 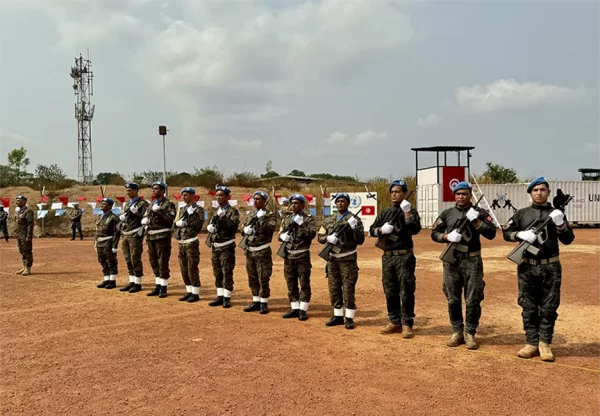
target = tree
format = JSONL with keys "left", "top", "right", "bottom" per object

{"left": 7, "top": 147, "right": 30, "bottom": 184}
{"left": 0, "top": 164, "right": 16, "bottom": 187}
{"left": 35, "top": 164, "right": 68, "bottom": 182}
{"left": 94, "top": 172, "right": 126, "bottom": 185}
{"left": 288, "top": 169, "right": 306, "bottom": 177}
{"left": 482, "top": 162, "right": 519, "bottom": 184}
{"left": 193, "top": 166, "right": 224, "bottom": 188}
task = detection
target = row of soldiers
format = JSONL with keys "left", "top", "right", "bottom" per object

{"left": 10, "top": 176, "right": 574, "bottom": 361}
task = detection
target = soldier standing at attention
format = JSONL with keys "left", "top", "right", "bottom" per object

{"left": 0, "top": 206, "right": 9, "bottom": 242}
{"left": 279, "top": 197, "right": 291, "bottom": 230}
{"left": 317, "top": 193, "right": 365, "bottom": 330}
{"left": 503, "top": 177, "right": 574, "bottom": 362}
{"left": 95, "top": 198, "right": 120, "bottom": 289}
{"left": 69, "top": 202, "right": 84, "bottom": 241}
{"left": 118, "top": 182, "right": 150, "bottom": 293}
{"left": 369, "top": 180, "right": 421, "bottom": 338}
{"left": 174, "top": 187, "right": 204, "bottom": 303}
{"left": 240, "top": 190, "right": 276, "bottom": 314}
{"left": 431, "top": 182, "right": 497, "bottom": 349}
{"left": 14, "top": 195, "right": 34, "bottom": 276}
{"left": 206, "top": 185, "right": 240, "bottom": 308}
{"left": 279, "top": 194, "right": 316, "bottom": 321}
{"left": 142, "top": 181, "right": 176, "bottom": 298}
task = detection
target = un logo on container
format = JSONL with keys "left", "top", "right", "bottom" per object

{"left": 350, "top": 195, "right": 362, "bottom": 208}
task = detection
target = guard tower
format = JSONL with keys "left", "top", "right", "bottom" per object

{"left": 578, "top": 168, "right": 600, "bottom": 181}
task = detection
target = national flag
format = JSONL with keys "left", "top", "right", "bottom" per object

{"left": 361, "top": 205, "right": 375, "bottom": 215}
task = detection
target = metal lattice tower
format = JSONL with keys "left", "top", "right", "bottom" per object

{"left": 70, "top": 53, "right": 95, "bottom": 184}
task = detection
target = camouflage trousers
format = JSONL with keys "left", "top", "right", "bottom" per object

{"left": 246, "top": 247, "right": 273, "bottom": 299}
{"left": 179, "top": 240, "right": 200, "bottom": 287}
{"left": 327, "top": 255, "right": 359, "bottom": 310}
{"left": 284, "top": 255, "right": 312, "bottom": 303}
{"left": 17, "top": 238, "right": 33, "bottom": 267}
{"left": 382, "top": 252, "right": 416, "bottom": 326}
{"left": 442, "top": 255, "right": 485, "bottom": 335}
{"left": 122, "top": 236, "right": 144, "bottom": 277}
{"left": 517, "top": 261, "right": 562, "bottom": 345}
{"left": 147, "top": 238, "right": 172, "bottom": 279}
{"left": 212, "top": 246, "right": 235, "bottom": 292}
{"left": 97, "top": 243, "right": 118, "bottom": 276}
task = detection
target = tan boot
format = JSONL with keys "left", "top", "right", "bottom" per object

{"left": 21, "top": 267, "right": 31, "bottom": 276}
{"left": 517, "top": 344, "right": 539, "bottom": 359}
{"left": 539, "top": 342, "right": 555, "bottom": 362}
{"left": 380, "top": 323, "right": 403, "bottom": 335}
{"left": 464, "top": 333, "right": 479, "bottom": 350}
{"left": 402, "top": 325, "right": 414, "bottom": 339}
{"left": 15, "top": 267, "right": 24, "bottom": 275}
{"left": 447, "top": 332, "right": 465, "bottom": 347}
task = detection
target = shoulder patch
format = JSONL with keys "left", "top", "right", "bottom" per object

{"left": 432, "top": 218, "right": 443, "bottom": 229}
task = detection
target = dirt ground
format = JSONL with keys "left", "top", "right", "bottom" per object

{"left": 1, "top": 230, "right": 599, "bottom": 415}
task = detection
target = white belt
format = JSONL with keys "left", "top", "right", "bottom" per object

{"left": 97, "top": 236, "right": 113, "bottom": 242}
{"left": 147, "top": 228, "right": 170, "bottom": 235}
{"left": 213, "top": 239, "right": 235, "bottom": 248}
{"left": 287, "top": 248, "right": 309, "bottom": 255}
{"left": 248, "top": 243, "right": 270, "bottom": 252}
{"left": 122, "top": 226, "right": 142, "bottom": 236}
{"left": 330, "top": 249, "right": 357, "bottom": 259}
{"left": 178, "top": 236, "right": 199, "bottom": 244}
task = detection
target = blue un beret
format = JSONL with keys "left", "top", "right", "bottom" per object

{"left": 389, "top": 180, "right": 408, "bottom": 193}
{"left": 452, "top": 181, "right": 472, "bottom": 193}
{"left": 527, "top": 176, "right": 549, "bottom": 194}
{"left": 125, "top": 182, "right": 139, "bottom": 190}
{"left": 181, "top": 187, "right": 196, "bottom": 194}
{"left": 151, "top": 181, "right": 167, "bottom": 190}
{"left": 289, "top": 194, "right": 306, "bottom": 204}
{"left": 334, "top": 193, "right": 350, "bottom": 203}
{"left": 215, "top": 185, "right": 231, "bottom": 195}
{"left": 253, "top": 190, "right": 269, "bottom": 202}
{"left": 15, "top": 195, "right": 27, "bottom": 201}
{"left": 101, "top": 197, "right": 114, "bottom": 205}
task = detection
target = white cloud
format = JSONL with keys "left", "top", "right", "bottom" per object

{"left": 1, "top": 132, "right": 34, "bottom": 145}
{"left": 416, "top": 112, "right": 440, "bottom": 127}
{"left": 229, "top": 138, "right": 262, "bottom": 149}
{"left": 324, "top": 129, "right": 388, "bottom": 147}
{"left": 326, "top": 132, "right": 349, "bottom": 144}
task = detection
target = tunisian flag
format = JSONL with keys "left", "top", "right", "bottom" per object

{"left": 442, "top": 166, "right": 466, "bottom": 202}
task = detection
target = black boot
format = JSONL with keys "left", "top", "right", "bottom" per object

{"left": 282, "top": 309, "right": 300, "bottom": 319}
{"left": 147, "top": 285, "right": 161, "bottom": 296}
{"left": 105, "top": 280, "right": 117, "bottom": 289}
{"left": 70, "top": 238, "right": 75, "bottom": 241}
{"left": 97, "top": 280, "right": 109, "bottom": 288}
{"left": 243, "top": 302, "right": 261, "bottom": 312}
{"left": 260, "top": 303, "right": 269, "bottom": 315}
{"left": 222, "top": 297, "right": 231, "bottom": 308}
{"left": 179, "top": 292, "right": 192, "bottom": 302}
{"left": 298, "top": 310, "right": 308, "bottom": 321}
{"left": 325, "top": 316, "right": 344, "bottom": 327}
{"left": 345, "top": 318, "right": 355, "bottom": 330}
{"left": 158, "top": 286, "right": 168, "bottom": 298}
{"left": 187, "top": 294, "right": 200, "bottom": 303}
{"left": 208, "top": 296, "right": 223, "bottom": 307}
{"left": 120, "top": 282, "right": 135, "bottom": 292}
{"left": 129, "top": 284, "right": 142, "bottom": 293}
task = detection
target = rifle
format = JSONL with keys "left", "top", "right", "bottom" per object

{"left": 318, "top": 209, "right": 362, "bottom": 261}
{"left": 276, "top": 220, "right": 298, "bottom": 259}
{"left": 172, "top": 203, "right": 194, "bottom": 239}
{"left": 238, "top": 214, "right": 260, "bottom": 250}
{"left": 439, "top": 195, "right": 485, "bottom": 264}
{"left": 205, "top": 212, "right": 219, "bottom": 248}
{"left": 374, "top": 190, "right": 413, "bottom": 251}
{"left": 507, "top": 195, "right": 573, "bottom": 265}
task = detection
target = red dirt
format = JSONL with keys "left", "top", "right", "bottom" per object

{"left": 1, "top": 230, "right": 599, "bottom": 415}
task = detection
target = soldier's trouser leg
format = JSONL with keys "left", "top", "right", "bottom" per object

{"left": 179, "top": 242, "right": 191, "bottom": 286}
{"left": 18, "top": 239, "right": 33, "bottom": 267}
{"left": 297, "top": 256, "right": 312, "bottom": 303}
{"left": 212, "top": 247, "right": 235, "bottom": 292}
{"left": 246, "top": 252, "right": 260, "bottom": 297}
{"left": 463, "top": 256, "right": 485, "bottom": 334}
{"left": 130, "top": 237, "right": 144, "bottom": 279}
{"left": 108, "top": 245, "right": 118, "bottom": 275}
{"left": 382, "top": 253, "right": 416, "bottom": 326}
{"left": 443, "top": 262, "right": 464, "bottom": 333}
{"left": 284, "top": 258, "right": 300, "bottom": 303}
{"left": 247, "top": 247, "right": 272, "bottom": 299}
{"left": 122, "top": 238, "right": 134, "bottom": 276}
{"left": 72, "top": 222, "right": 77, "bottom": 239}
{"left": 328, "top": 260, "right": 343, "bottom": 310}
{"left": 147, "top": 240, "right": 160, "bottom": 278}
{"left": 77, "top": 222, "right": 83, "bottom": 239}
{"left": 340, "top": 259, "right": 359, "bottom": 310}
{"left": 155, "top": 238, "right": 171, "bottom": 280}
{"left": 97, "top": 245, "right": 111, "bottom": 276}
{"left": 180, "top": 241, "right": 200, "bottom": 288}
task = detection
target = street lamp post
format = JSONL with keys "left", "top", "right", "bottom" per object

{"left": 158, "top": 125, "right": 168, "bottom": 187}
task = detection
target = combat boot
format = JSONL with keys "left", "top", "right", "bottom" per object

{"left": 147, "top": 285, "right": 161, "bottom": 296}
{"left": 517, "top": 344, "right": 539, "bottom": 359}
{"left": 120, "top": 282, "right": 135, "bottom": 292}
{"left": 325, "top": 316, "right": 344, "bottom": 327}
{"left": 15, "top": 267, "right": 24, "bottom": 275}
{"left": 380, "top": 323, "right": 403, "bottom": 335}
{"left": 97, "top": 279, "right": 109, "bottom": 288}
{"left": 298, "top": 310, "right": 308, "bottom": 321}
{"left": 402, "top": 325, "right": 414, "bottom": 339}
{"left": 208, "top": 296, "right": 224, "bottom": 307}
{"left": 179, "top": 293, "right": 192, "bottom": 302}
{"left": 158, "top": 286, "right": 168, "bottom": 298}
{"left": 129, "top": 284, "right": 142, "bottom": 293}
{"left": 260, "top": 302, "right": 269, "bottom": 314}
{"left": 538, "top": 342, "right": 555, "bottom": 362}
{"left": 447, "top": 332, "right": 465, "bottom": 347}
{"left": 464, "top": 333, "right": 479, "bottom": 350}
{"left": 282, "top": 309, "right": 300, "bottom": 319}
{"left": 243, "top": 302, "right": 261, "bottom": 312}
{"left": 187, "top": 294, "right": 200, "bottom": 303}
{"left": 105, "top": 280, "right": 117, "bottom": 289}
{"left": 345, "top": 318, "right": 355, "bottom": 330}
{"left": 21, "top": 267, "right": 31, "bottom": 276}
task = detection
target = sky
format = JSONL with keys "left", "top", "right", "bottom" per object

{"left": 0, "top": 0, "right": 598, "bottom": 182}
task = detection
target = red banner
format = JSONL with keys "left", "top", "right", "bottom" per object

{"left": 116, "top": 196, "right": 126, "bottom": 203}
{"left": 0, "top": 197, "right": 10, "bottom": 208}
{"left": 441, "top": 166, "right": 466, "bottom": 202}
{"left": 58, "top": 196, "right": 69, "bottom": 206}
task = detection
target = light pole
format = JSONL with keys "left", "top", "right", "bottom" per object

{"left": 158, "top": 125, "right": 168, "bottom": 185}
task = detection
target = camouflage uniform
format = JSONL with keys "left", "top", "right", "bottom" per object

{"left": 317, "top": 212, "right": 365, "bottom": 318}
{"left": 431, "top": 205, "right": 497, "bottom": 335}
{"left": 241, "top": 209, "right": 276, "bottom": 301}
{"left": 503, "top": 203, "right": 574, "bottom": 345}
{"left": 369, "top": 205, "right": 421, "bottom": 327}
{"left": 95, "top": 211, "right": 120, "bottom": 284}
{"left": 207, "top": 205, "right": 240, "bottom": 297}
{"left": 174, "top": 203, "right": 204, "bottom": 290}
{"left": 278, "top": 206, "right": 292, "bottom": 231}
{"left": 144, "top": 198, "right": 176, "bottom": 288}
{"left": 69, "top": 207, "right": 83, "bottom": 240}
{"left": 120, "top": 197, "right": 150, "bottom": 283}
{"left": 0, "top": 208, "right": 8, "bottom": 241}
{"left": 15, "top": 206, "right": 34, "bottom": 267}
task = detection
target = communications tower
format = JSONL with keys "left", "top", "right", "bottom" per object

{"left": 70, "top": 53, "right": 95, "bottom": 184}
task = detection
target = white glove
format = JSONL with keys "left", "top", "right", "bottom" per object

{"left": 119, "top": 214, "right": 126, "bottom": 222}
{"left": 466, "top": 208, "right": 479, "bottom": 222}
{"left": 207, "top": 224, "right": 216, "bottom": 233}
{"left": 243, "top": 226, "right": 254, "bottom": 235}
{"left": 141, "top": 218, "right": 150, "bottom": 225}
{"left": 400, "top": 200, "right": 411, "bottom": 213}
{"left": 217, "top": 207, "right": 226, "bottom": 217}
{"left": 549, "top": 209, "right": 564, "bottom": 227}
{"left": 130, "top": 205, "right": 138, "bottom": 214}
{"left": 280, "top": 232, "right": 291, "bottom": 242}
{"left": 152, "top": 204, "right": 160, "bottom": 212}
{"left": 347, "top": 216, "right": 358, "bottom": 229}
{"left": 176, "top": 220, "right": 186, "bottom": 228}
{"left": 447, "top": 230, "right": 462, "bottom": 243}
{"left": 326, "top": 234, "right": 339, "bottom": 244}
{"left": 112, "top": 248, "right": 118, "bottom": 254}
{"left": 518, "top": 230, "right": 537, "bottom": 244}
{"left": 380, "top": 222, "right": 394, "bottom": 235}
{"left": 186, "top": 206, "right": 195, "bottom": 216}
{"left": 293, "top": 215, "right": 304, "bottom": 225}
{"left": 256, "top": 209, "right": 266, "bottom": 218}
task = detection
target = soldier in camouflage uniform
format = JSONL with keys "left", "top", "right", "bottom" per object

{"left": 0, "top": 206, "right": 9, "bottom": 242}
{"left": 174, "top": 187, "right": 204, "bottom": 303}
{"left": 142, "top": 181, "right": 176, "bottom": 298}
{"left": 278, "top": 197, "right": 291, "bottom": 231}
{"left": 503, "top": 176, "right": 574, "bottom": 362}
{"left": 240, "top": 190, "right": 276, "bottom": 314}
{"left": 369, "top": 180, "right": 421, "bottom": 338}
{"left": 206, "top": 185, "right": 240, "bottom": 308}
{"left": 14, "top": 195, "right": 34, "bottom": 275}
{"left": 431, "top": 181, "right": 497, "bottom": 349}
{"left": 318, "top": 193, "right": 365, "bottom": 330}
{"left": 279, "top": 194, "right": 317, "bottom": 321}
{"left": 69, "top": 202, "right": 84, "bottom": 240}
{"left": 118, "top": 182, "right": 150, "bottom": 293}
{"left": 95, "top": 198, "right": 120, "bottom": 289}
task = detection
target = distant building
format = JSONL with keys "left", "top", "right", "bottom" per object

{"left": 578, "top": 168, "right": 600, "bottom": 181}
